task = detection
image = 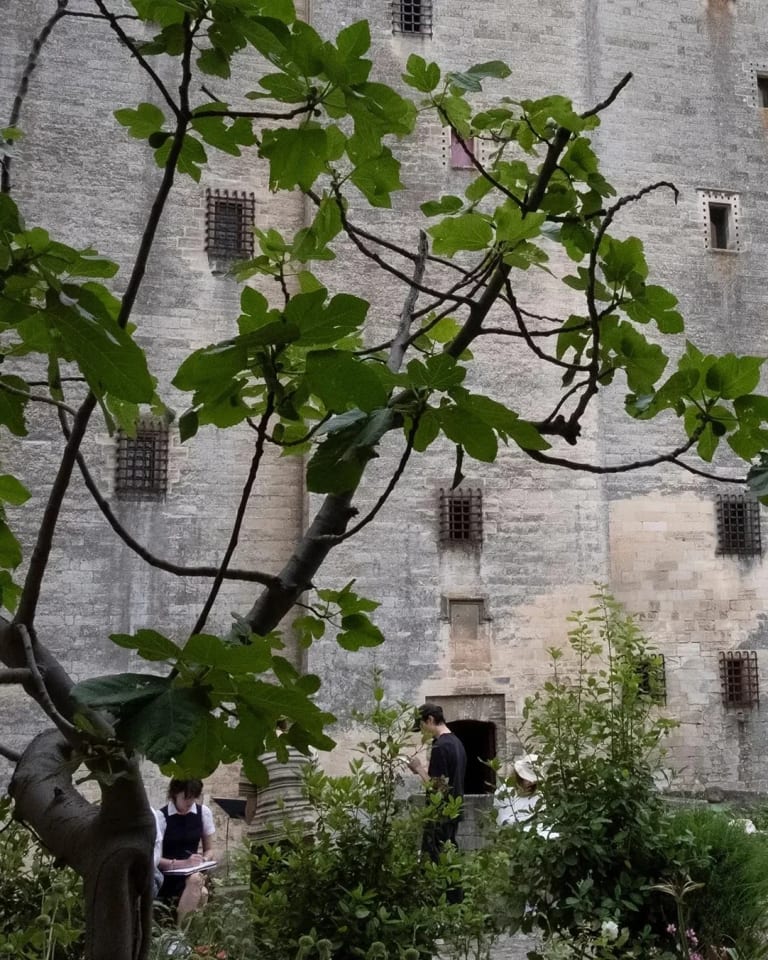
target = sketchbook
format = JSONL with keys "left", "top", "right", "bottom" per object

{"left": 163, "top": 860, "right": 218, "bottom": 876}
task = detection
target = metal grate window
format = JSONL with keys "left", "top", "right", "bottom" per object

{"left": 719, "top": 650, "right": 759, "bottom": 708}
{"left": 205, "top": 189, "right": 255, "bottom": 259}
{"left": 393, "top": 0, "right": 433, "bottom": 34}
{"left": 636, "top": 654, "right": 666, "bottom": 704}
{"left": 716, "top": 494, "right": 762, "bottom": 557}
{"left": 115, "top": 422, "right": 169, "bottom": 501}
{"left": 439, "top": 488, "right": 482, "bottom": 543}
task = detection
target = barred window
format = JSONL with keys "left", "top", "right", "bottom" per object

{"left": 439, "top": 488, "right": 482, "bottom": 543}
{"left": 719, "top": 650, "right": 759, "bottom": 708}
{"left": 205, "top": 189, "right": 255, "bottom": 259}
{"left": 635, "top": 654, "right": 666, "bottom": 704}
{"left": 716, "top": 494, "right": 762, "bottom": 557}
{"left": 115, "top": 422, "right": 169, "bottom": 501}
{"left": 393, "top": 0, "right": 433, "bottom": 35}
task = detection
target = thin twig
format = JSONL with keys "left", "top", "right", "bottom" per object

{"left": 0, "top": 381, "right": 76, "bottom": 416}
{"left": 14, "top": 22, "right": 195, "bottom": 628}
{"left": 582, "top": 72, "right": 633, "bottom": 119}
{"left": 2, "top": 0, "right": 70, "bottom": 193}
{"left": 92, "top": 0, "right": 180, "bottom": 119}
{"left": 192, "top": 104, "right": 316, "bottom": 121}
{"left": 316, "top": 425, "right": 417, "bottom": 544}
{"left": 57, "top": 407, "right": 276, "bottom": 585}
{"left": 524, "top": 433, "right": 699, "bottom": 474}
{"left": 191, "top": 395, "right": 276, "bottom": 636}
{"left": 506, "top": 279, "right": 590, "bottom": 371}
{"left": 670, "top": 458, "right": 746, "bottom": 484}
{"left": 388, "top": 231, "right": 429, "bottom": 372}
{"left": 329, "top": 186, "right": 476, "bottom": 308}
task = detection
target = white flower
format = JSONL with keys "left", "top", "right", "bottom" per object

{"left": 601, "top": 920, "right": 619, "bottom": 941}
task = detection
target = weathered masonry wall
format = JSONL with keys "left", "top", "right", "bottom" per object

{"left": 0, "top": 0, "right": 308, "bottom": 808}
{"left": 4, "top": 0, "right": 768, "bottom": 809}
{"left": 305, "top": 0, "right": 768, "bottom": 798}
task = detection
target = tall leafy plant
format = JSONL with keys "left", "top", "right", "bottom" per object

{"left": 499, "top": 591, "right": 678, "bottom": 940}
{"left": 246, "top": 685, "right": 507, "bottom": 960}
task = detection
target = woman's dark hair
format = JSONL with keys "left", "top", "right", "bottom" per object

{"left": 167, "top": 778, "right": 203, "bottom": 801}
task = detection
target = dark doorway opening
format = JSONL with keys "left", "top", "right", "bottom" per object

{"left": 448, "top": 719, "right": 496, "bottom": 794}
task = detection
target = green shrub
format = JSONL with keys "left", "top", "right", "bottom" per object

{"left": 496, "top": 590, "right": 678, "bottom": 942}
{"left": 667, "top": 807, "right": 768, "bottom": 959}
{"left": 0, "top": 796, "right": 84, "bottom": 960}
{"left": 242, "top": 687, "right": 508, "bottom": 960}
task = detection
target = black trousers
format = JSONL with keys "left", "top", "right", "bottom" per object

{"left": 421, "top": 818, "right": 463, "bottom": 904}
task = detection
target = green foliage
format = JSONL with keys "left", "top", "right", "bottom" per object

{"left": 71, "top": 628, "right": 335, "bottom": 775}
{"left": 6, "top": 0, "right": 768, "bottom": 848}
{"left": 666, "top": 808, "right": 768, "bottom": 959}
{"left": 498, "top": 590, "right": 679, "bottom": 942}
{"left": 0, "top": 798, "right": 85, "bottom": 960}
{"left": 242, "top": 690, "right": 507, "bottom": 960}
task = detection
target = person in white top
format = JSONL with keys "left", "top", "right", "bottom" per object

{"left": 494, "top": 754, "right": 559, "bottom": 839}
{"left": 156, "top": 779, "right": 217, "bottom": 920}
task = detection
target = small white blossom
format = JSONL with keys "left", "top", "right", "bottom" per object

{"left": 601, "top": 920, "right": 619, "bottom": 941}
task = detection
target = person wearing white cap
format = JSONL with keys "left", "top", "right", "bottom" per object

{"left": 494, "top": 753, "right": 541, "bottom": 828}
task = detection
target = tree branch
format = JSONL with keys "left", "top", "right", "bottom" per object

{"left": 0, "top": 668, "right": 32, "bottom": 684}
{"left": 15, "top": 25, "right": 194, "bottom": 628}
{"left": 523, "top": 433, "right": 700, "bottom": 474}
{"left": 92, "top": 0, "right": 180, "bottom": 119}
{"left": 17, "top": 625, "right": 79, "bottom": 739}
{"left": 316, "top": 425, "right": 417, "bottom": 545}
{"left": 1, "top": 0, "right": 70, "bottom": 193}
{"left": 329, "top": 185, "right": 476, "bottom": 308}
{"left": 244, "top": 492, "right": 356, "bottom": 634}
{"left": 0, "top": 742, "right": 21, "bottom": 762}
{"left": 0, "top": 618, "right": 76, "bottom": 727}
{"left": 192, "top": 395, "right": 276, "bottom": 636}
{"left": 670, "top": 458, "right": 746, "bottom": 484}
{"left": 388, "top": 231, "right": 429, "bottom": 372}
{"left": 0, "top": 379, "right": 77, "bottom": 416}
{"left": 582, "top": 72, "right": 633, "bottom": 119}
{"left": 58, "top": 408, "right": 276, "bottom": 585}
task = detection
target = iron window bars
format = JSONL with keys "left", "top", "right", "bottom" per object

{"left": 719, "top": 650, "right": 759, "bottom": 708}
{"left": 439, "top": 488, "right": 482, "bottom": 543}
{"left": 205, "top": 189, "right": 255, "bottom": 259}
{"left": 392, "top": 0, "right": 433, "bottom": 35}
{"left": 115, "top": 422, "right": 169, "bottom": 501}
{"left": 716, "top": 494, "right": 762, "bottom": 557}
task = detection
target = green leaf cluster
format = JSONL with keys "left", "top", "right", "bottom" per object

{"left": 71, "top": 625, "right": 334, "bottom": 774}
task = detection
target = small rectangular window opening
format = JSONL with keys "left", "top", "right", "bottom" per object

{"left": 719, "top": 650, "right": 759, "bottom": 708}
{"left": 757, "top": 75, "right": 768, "bottom": 108}
{"left": 716, "top": 494, "right": 762, "bottom": 557}
{"left": 708, "top": 202, "right": 731, "bottom": 250}
{"left": 450, "top": 130, "right": 476, "bottom": 169}
{"left": 205, "top": 189, "right": 255, "bottom": 259}
{"left": 393, "top": 0, "right": 432, "bottom": 35}
{"left": 439, "top": 488, "right": 483, "bottom": 543}
{"left": 116, "top": 423, "right": 169, "bottom": 501}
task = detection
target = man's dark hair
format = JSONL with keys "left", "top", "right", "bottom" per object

{"left": 414, "top": 702, "right": 445, "bottom": 730}
{"left": 168, "top": 778, "right": 203, "bottom": 801}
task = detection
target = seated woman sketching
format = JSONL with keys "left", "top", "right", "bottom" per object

{"left": 156, "top": 778, "right": 217, "bottom": 922}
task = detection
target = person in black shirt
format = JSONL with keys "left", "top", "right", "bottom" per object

{"left": 408, "top": 702, "right": 467, "bottom": 861}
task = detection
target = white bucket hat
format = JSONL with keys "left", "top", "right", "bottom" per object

{"left": 513, "top": 753, "right": 539, "bottom": 783}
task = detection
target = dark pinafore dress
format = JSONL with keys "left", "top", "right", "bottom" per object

{"left": 158, "top": 803, "right": 204, "bottom": 901}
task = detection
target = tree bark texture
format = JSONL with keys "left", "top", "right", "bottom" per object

{"left": 10, "top": 731, "right": 155, "bottom": 960}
